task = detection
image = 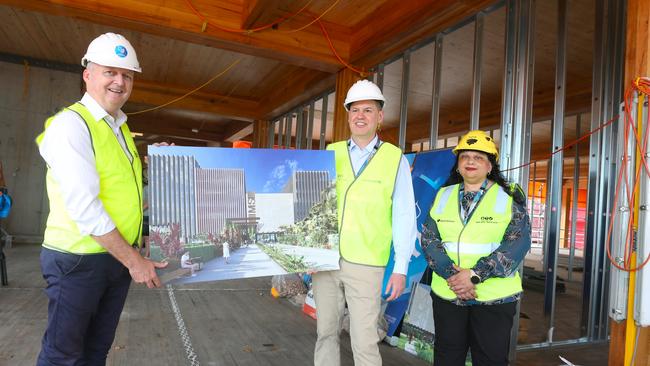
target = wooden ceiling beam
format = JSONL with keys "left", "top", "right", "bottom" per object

{"left": 129, "top": 79, "right": 261, "bottom": 121}
{"left": 223, "top": 123, "right": 254, "bottom": 142}
{"left": 350, "top": 0, "right": 497, "bottom": 68}
{"left": 259, "top": 70, "right": 335, "bottom": 119}
{"left": 7, "top": 0, "right": 349, "bottom": 73}
{"left": 128, "top": 120, "right": 224, "bottom": 142}
{"left": 241, "top": 0, "right": 290, "bottom": 30}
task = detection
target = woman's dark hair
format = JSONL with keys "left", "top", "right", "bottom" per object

{"left": 444, "top": 150, "right": 526, "bottom": 205}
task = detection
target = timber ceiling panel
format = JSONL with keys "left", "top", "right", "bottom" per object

{"left": 314, "top": 1, "right": 386, "bottom": 27}
{"left": 0, "top": 0, "right": 595, "bottom": 158}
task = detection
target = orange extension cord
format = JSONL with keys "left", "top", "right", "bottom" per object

{"left": 604, "top": 78, "right": 650, "bottom": 272}
{"left": 503, "top": 78, "right": 650, "bottom": 272}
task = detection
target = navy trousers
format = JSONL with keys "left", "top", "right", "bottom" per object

{"left": 37, "top": 248, "right": 131, "bottom": 366}
{"left": 432, "top": 294, "right": 517, "bottom": 366}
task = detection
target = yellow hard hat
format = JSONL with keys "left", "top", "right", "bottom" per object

{"left": 453, "top": 130, "right": 499, "bottom": 159}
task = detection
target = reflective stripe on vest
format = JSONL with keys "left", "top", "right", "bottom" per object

{"left": 328, "top": 141, "right": 402, "bottom": 266}
{"left": 442, "top": 241, "right": 500, "bottom": 255}
{"left": 429, "top": 183, "right": 522, "bottom": 301}
{"left": 36, "top": 102, "right": 143, "bottom": 254}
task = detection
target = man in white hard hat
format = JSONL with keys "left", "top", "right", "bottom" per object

{"left": 35, "top": 32, "right": 167, "bottom": 365}
{"left": 313, "top": 80, "right": 417, "bottom": 365}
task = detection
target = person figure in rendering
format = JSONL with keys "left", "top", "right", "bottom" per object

{"left": 35, "top": 32, "right": 167, "bottom": 365}
{"left": 421, "top": 130, "right": 531, "bottom": 366}
{"left": 181, "top": 251, "right": 201, "bottom": 276}
{"left": 312, "top": 80, "right": 417, "bottom": 366}
{"left": 222, "top": 240, "right": 231, "bottom": 264}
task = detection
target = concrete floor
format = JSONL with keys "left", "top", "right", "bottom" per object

{"left": 0, "top": 243, "right": 609, "bottom": 365}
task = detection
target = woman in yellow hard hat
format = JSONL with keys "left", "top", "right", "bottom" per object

{"left": 421, "top": 130, "right": 531, "bottom": 366}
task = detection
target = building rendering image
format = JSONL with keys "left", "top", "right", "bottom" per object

{"left": 146, "top": 146, "right": 339, "bottom": 284}
{"left": 3, "top": 0, "right": 650, "bottom": 363}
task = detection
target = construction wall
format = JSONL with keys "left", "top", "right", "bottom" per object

{"left": 0, "top": 61, "right": 81, "bottom": 242}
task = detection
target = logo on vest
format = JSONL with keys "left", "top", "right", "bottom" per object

{"left": 477, "top": 216, "right": 497, "bottom": 224}
{"left": 436, "top": 218, "right": 454, "bottom": 223}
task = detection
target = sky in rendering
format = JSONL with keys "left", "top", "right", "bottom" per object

{"left": 149, "top": 146, "right": 336, "bottom": 193}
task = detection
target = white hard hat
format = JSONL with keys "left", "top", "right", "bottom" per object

{"left": 343, "top": 80, "right": 386, "bottom": 111}
{"left": 81, "top": 33, "right": 142, "bottom": 73}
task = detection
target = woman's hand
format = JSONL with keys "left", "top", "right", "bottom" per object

{"left": 447, "top": 265, "right": 477, "bottom": 300}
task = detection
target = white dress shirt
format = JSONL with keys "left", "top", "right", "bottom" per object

{"left": 348, "top": 135, "right": 417, "bottom": 275}
{"left": 39, "top": 93, "right": 132, "bottom": 237}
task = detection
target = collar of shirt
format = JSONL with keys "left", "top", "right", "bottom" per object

{"left": 81, "top": 93, "right": 128, "bottom": 129}
{"left": 348, "top": 134, "right": 379, "bottom": 154}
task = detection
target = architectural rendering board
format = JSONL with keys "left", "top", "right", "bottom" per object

{"left": 147, "top": 146, "right": 339, "bottom": 285}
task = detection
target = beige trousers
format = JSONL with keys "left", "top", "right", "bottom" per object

{"left": 312, "top": 259, "right": 385, "bottom": 366}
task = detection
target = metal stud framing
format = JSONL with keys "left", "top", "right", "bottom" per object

{"left": 500, "top": 0, "right": 535, "bottom": 189}
{"left": 306, "top": 102, "right": 315, "bottom": 149}
{"left": 296, "top": 108, "right": 304, "bottom": 149}
{"left": 583, "top": 0, "right": 626, "bottom": 341}
{"left": 470, "top": 13, "right": 485, "bottom": 130}
{"left": 319, "top": 94, "right": 329, "bottom": 150}
{"left": 376, "top": 63, "right": 385, "bottom": 91}
{"left": 542, "top": 0, "right": 568, "bottom": 337}
{"left": 284, "top": 114, "right": 293, "bottom": 148}
{"left": 267, "top": 120, "right": 276, "bottom": 148}
{"left": 398, "top": 52, "right": 410, "bottom": 150}
{"left": 277, "top": 116, "right": 284, "bottom": 148}
{"left": 568, "top": 114, "right": 581, "bottom": 281}
{"left": 428, "top": 35, "right": 444, "bottom": 148}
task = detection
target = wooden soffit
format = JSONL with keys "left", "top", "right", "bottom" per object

{"left": 5, "top": 0, "right": 350, "bottom": 73}
{"left": 131, "top": 79, "right": 261, "bottom": 121}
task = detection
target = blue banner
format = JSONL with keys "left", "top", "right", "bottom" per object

{"left": 382, "top": 148, "right": 455, "bottom": 336}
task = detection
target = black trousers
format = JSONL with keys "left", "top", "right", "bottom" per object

{"left": 432, "top": 293, "right": 517, "bottom": 366}
{"left": 37, "top": 248, "right": 132, "bottom": 366}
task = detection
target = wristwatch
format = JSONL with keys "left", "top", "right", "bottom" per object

{"left": 470, "top": 270, "right": 481, "bottom": 285}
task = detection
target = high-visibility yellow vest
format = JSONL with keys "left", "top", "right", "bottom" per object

{"left": 35, "top": 102, "right": 143, "bottom": 254}
{"left": 429, "top": 183, "right": 523, "bottom": 301}
{"left": 328, "top": 141, "right": 402, "bottom": 266}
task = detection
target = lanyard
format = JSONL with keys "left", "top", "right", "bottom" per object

{"left": 349, "top": 139, "right": 382, "bottom": 177}
{"left": 459, "top": 179, "right": 488, "bottom": 225}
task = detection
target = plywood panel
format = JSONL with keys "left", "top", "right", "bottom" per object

{"left": 406, "top": 43, "right": 434, "bottom": 136}
{"left": 439, "top": 20, "right": 475, "bottom": 130}
{"left": 382, "top": 57, "right": 403, "bottom": 128}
